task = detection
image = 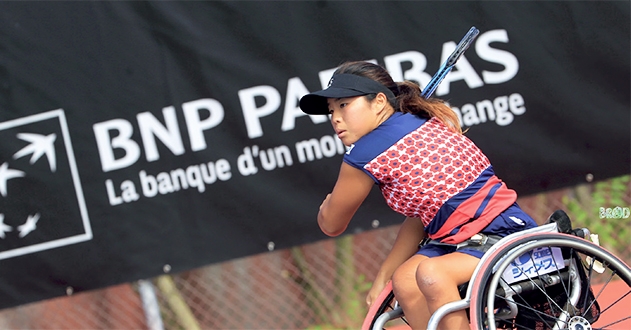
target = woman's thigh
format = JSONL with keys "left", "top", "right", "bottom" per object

{"left": 417, "top": 252, "right": 480, "bottom": 286}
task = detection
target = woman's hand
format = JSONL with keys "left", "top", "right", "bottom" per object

{"left": 366, "top": 277, "right": 389, "bottom": 308}
{"left": 319, "top": 194, "right": 331, "bottom": 211}
{"left": 365, "top": 217, "right": 426, "bottom": 307}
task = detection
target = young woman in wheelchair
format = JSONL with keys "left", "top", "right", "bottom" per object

{"left": 299, "top": 61, "right": 538, "bottom": 329}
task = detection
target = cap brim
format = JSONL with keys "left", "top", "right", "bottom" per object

{"left": 299, "top": 88, "right": 366, "bottom": 115}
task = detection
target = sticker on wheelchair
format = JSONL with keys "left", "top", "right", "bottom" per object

{"left": 502, "top": 247, "right": 565, "bottom": 284}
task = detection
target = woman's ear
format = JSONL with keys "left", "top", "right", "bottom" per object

{"left": 373, "top": 92, "right": 390, "bottom": 114}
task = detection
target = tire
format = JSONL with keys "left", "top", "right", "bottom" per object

{"left": 361, "top": 281, "right": 408, "bottom": 330}
{"left": 468, "top": 233, "right": 631, "bottom": 330}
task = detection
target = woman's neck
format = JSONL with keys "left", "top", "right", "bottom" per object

{"left": 375, "top": 107, "right": 396, "bottom": 127}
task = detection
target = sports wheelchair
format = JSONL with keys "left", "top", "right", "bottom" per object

{"left": 362, "top": 210, "right": 631, "bottom": 330}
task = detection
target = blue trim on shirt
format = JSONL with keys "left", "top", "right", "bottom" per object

{"left": 424, "top": 166, "right": 495, "bottom": 236}
{"left": 472, "top": 182, "right": 502, "bottom": 220}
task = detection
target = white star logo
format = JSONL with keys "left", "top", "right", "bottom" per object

{"left": 18, "top": 213, "right": 40, "bottom": 238}
{"left": 0, "top": 162, "right": 25, "bottom": 197}
{"left": 0, "top": 214, "right": 13, "bottom": 239}
{"left": 327, "top": 75, "right": 335, "bottom": 88}
{"left": 13, "top": 133, "right": 57, "bottom": 172}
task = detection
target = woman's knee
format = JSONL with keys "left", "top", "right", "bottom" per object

{"left": 392, "top": 256, "right": 425, "bottom": 302}
{"left": 415, "top": 259, "right": 449, "bottom": 296}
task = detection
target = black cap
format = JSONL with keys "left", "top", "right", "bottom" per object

{"left": 299, "top": 74, "right": 396, "bottom": 115}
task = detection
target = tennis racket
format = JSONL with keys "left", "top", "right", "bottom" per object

{"left": 421, "top": 26, "right": 480, "bottom": 98}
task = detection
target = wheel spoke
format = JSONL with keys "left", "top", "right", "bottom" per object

{"left": 526, "top": 250, "right": 563, "bottom": 315}
{"left": 594, "top": 315, "right": 631, "bottom": 330}
{"left": 583, "top": 271, "right": 616, "bottom": 319}
{"left": 494, "top": 289, "right": 569, "bottom": 329}
{"left": 513, "top": 251, "right": 568, "bottom": 317}
{"left": 550, "top": 246, "right": 573, "bottom": 308}
{"left": 494, "top": 316, "right": 537, "bottom": 330}
{"left": 581, "top": 253, "right": 596, "bottom": 317}
{"left": 588, "top": 289, "right": 631, "bottom": 323}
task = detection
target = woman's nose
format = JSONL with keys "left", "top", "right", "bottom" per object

{"left": 331, "top": 112, "right": 341, "bottom": 123}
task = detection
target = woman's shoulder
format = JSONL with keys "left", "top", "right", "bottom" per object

{"left": 344, "top": 112, "right": 428, "bottom": 164}
{"left": 380, "top": 112, "right": 429, "bottom": 132}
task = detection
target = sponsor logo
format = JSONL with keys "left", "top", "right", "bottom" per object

{"left": 0, "top": 109, "right": 92, "bottom": 259}
{"left": 504, "top": 247, "right": 565, "bottom": 284}
{"left": 599, "top": 206, "right": 630, "bottom": 219}
{"left": 346, "top": 144, "right": 355, "bottom": 155}
{"left": 509, "top": 216, "right": 525, "bottom": 226}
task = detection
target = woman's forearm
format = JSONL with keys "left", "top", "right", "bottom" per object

{"left": 374, "top": 217, "right": 426, "bottom": 282}
{"left": 317, "top": 163, "right": 376, "bottom": 237}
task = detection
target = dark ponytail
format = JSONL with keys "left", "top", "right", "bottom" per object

{"left": 334, "top": 61, "right": 462, "bottom": 134}
{"left": 396, "top": 81, "right": 462, "bottom": 134}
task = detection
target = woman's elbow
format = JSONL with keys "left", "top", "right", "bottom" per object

{"left": 318, "top": 214, "right": 346, "bottom": 237}
{"left": 320, "top": 225, "right": 345, "bottom": 237}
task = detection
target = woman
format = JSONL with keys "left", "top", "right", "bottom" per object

{"left": 299, "top": 61, "right": 536, "bottom": 329}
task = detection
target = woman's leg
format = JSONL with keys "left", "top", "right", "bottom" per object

{"left": 416, "top": 252, "right": 480, "bottom": 330}
{"left": 391, "top": 254, "right": 432, "bottom": 329}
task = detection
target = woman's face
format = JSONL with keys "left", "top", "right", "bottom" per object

{"left": 327, "top": 95, "right": 379, "bottom": 146}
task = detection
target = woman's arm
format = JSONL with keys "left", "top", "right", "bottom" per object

{"left": 367, "top": 216, "right": 426, "bottom": 306}
{"left": 317, "top": 162, "right": 375, "bottom": 237}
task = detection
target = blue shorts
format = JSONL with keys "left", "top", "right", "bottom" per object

{"left": 417, "top": 203, "right": 537, "bottom": 259}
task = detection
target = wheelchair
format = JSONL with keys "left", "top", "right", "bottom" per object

{"left": 362, "top": 210, "right": 631, "bottom": 330}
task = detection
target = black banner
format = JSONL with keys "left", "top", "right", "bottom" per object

{"left": 0, "top": 1, "right": 628, "bottom": 308}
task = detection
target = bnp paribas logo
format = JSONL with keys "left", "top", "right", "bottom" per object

{"left": 0, "top": 109, "right": 92, "bottom": 260}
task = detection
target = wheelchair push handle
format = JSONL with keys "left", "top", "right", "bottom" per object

{"left": 546, "top": 209, "right": 591, "bottom": 238}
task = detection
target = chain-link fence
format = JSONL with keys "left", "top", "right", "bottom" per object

{"left": 0, "top": 175, "right": 629, "bottom": 329}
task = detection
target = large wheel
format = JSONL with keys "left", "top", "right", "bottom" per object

{"left": 469, "top": 233, "right": 631, "bottom": 330}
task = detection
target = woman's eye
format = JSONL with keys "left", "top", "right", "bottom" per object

{"left": 340, "top": 103, "right": 347, "bottom": 108}
{"left": 328, "top": 109, "right": 334, "bottom": 114}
